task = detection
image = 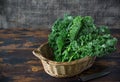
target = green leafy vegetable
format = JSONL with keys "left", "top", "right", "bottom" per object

{"left": 48, "top": 15, "right": 117, "bottom": 62}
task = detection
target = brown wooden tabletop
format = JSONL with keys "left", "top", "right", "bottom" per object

{"left": 0, "top": 28, "right": 120, "bottom": 82}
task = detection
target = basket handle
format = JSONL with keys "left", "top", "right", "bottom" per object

{"left": 32, "top": 49, "right": 41, "bottom": 59}
{"left": 32, "top": 49, "right": 48, "bottom": 62}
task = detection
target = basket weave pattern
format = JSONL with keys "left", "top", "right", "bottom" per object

{"left": 33, "top": 43, "right": 95, "bottom": 78}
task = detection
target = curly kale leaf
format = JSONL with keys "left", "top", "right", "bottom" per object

{"left": 69, "top": 16, "right": 83, "bottom": 41}
{"left": 48, "top": 15, "right": 117, "bottom": 62}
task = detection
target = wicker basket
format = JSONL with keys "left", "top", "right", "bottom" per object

{"left": 32, "top": 42, "right": 96, "bottom": 78}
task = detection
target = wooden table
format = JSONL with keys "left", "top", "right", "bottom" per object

{"left": 0, "top": 28, "right": 120, "bottom": 82}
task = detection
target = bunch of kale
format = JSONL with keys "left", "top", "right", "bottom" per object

{"left": 48, "top": 15, "right": 117, "bottom": 62}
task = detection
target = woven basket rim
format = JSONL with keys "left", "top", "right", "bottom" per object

{"left": 33, "top": 42, "right": 95, "bottom": 65}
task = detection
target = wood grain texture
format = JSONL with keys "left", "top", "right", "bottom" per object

{"left": 0, "top": 0, "right": 120, "bottom": 28}
{"left": 0, "top": 28, "right": 120, "bottom": 82}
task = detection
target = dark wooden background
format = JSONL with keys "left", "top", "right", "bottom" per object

{"left": 0, "top": 0, "right": 120, "bottom": 29}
